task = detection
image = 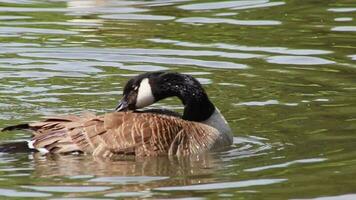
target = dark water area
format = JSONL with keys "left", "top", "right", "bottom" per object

{"left": 0, "top": 0, "right": 355, "bottom": 199}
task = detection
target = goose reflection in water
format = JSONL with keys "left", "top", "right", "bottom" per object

{"left": 31, "top": 152, "right": 223, "bottom": 186}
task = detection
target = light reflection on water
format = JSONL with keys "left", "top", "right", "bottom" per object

{"left": 0, "top": 0, "right": 355, "bottom": 199}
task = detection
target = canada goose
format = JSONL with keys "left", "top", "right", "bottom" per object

{"left": 1, "top": 72, "right": 232, "bottom": 158}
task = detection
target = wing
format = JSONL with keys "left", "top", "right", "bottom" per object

{"left": 5, "top": 112, "right": 228, "bottom": 158}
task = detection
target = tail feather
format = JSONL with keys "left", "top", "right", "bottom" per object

{"left": 1, "top": 124, "right": 30, "bottom": 132}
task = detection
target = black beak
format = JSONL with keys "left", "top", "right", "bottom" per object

{"left": 115, "top": 98, "right": 129, "bottom": 112}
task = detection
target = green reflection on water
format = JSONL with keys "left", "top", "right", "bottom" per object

{"left": 0, "top": 0, "right": 355, "bottom": 199}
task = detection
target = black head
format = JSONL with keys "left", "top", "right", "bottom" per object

{"left": 116, "top": 72, "right": 159, "bottom": 111}
{"left": 116, "top": 71, "right": 215, "bottom": 122}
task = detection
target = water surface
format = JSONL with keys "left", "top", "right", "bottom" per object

{"left": 0, "top": 0, "right": 355, "bottom": 199}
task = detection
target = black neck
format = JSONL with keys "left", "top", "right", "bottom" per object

{"left": 152, "top": 73, "right": 215, "bottom": 122}
{"left": 180, "top": 92, "right": 215, "bottom": 121}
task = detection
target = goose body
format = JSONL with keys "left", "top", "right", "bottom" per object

{"left": 1, "top": 72, "right": 232, "bottom": 157}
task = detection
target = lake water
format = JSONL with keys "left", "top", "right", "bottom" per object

{"left": 0, "top": 0, "right": 355, "bottom": 199}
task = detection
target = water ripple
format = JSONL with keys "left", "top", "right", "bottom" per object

{"left": 154, "top": 178, "right": 287, "bottom": 191}
{"left": 235, "top": 100, "right": 279, "bottom": 106}
{"left": 348, "top": 55, "right": 356, "bottom": 61}
{"left": 9, "top": 47, "right": 262, "bottom": 59}
{"left": 177, "top": 17, "right": 281, "bottom": 26}
{"left": 334, "top": 17, "right": 353, "bottom": 22}
{"left": 328, "top": 8, "right": 356, "bottom": 13}
{"left": 100, "top": 14, "right": 175, "bottom": 21}
{"left": 0, "top": 188, "right": 51, "bottom": 198}
{"left": 178, "top": 0, "right": 269, "bottom": 10}
{"left": 105, "top": 191, "right": 150, "bottom": 198}
{"left": 231, "top": 2, "right": 285, "bottom": 10}
{"left": 244, "top": 158, "right": 326, "bottom": 172}
{"left": 221, "top": 136, "right": 272, "bottom": 161}
{"left": 88, "top": 176, "right": 169, "bottom": 184}
{"left": 0, "top": 6, "right": 147, "bottom": 14}
{"left": 0, "top": 71, "right": 89, "bottom": 79}
{"left": 267, "top": 56, "right": 335, "bottom": 65}
{"left": 0, "top": 15, "right": 32, "bottom": 20}
{"left": 21, "top": 186, "right": 112, "bottom": 193}
{"left": 147, "top": 38, "right": 333, "bottom": 55}
{"left": 19, "top": 52, "right": 248, "bottom": 69}
{"left": 0, "top": 27, "right": 77, "bottom": 35}
{"left": 331, "top": 26, "right": 356, "bottom": 32}
{"left": 296, "top": 194, "right": 356, "bottom": 200}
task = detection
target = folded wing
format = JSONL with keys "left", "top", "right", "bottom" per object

{"left": 4, "top": 112, "right": 227, "bottom": 158}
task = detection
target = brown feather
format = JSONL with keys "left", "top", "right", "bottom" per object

{"left": 3, "top": 112, "right": 231, "bottom": 158}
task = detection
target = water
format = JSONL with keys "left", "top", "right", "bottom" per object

{"left": 0, "top": 0, "right": 355, "bottom": 199}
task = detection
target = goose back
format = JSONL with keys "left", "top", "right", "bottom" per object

{"left": 20, "top": 112, "right": 231, "bottom": 158}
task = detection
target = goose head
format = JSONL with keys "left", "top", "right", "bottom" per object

{"left": 115, "top": 73, "right": 155, "bottom": 111}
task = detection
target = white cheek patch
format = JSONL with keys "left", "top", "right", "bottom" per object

{"left": 136, "top": 78, "right": 155, "bottom": 108}
{"left": 27, "top": 140, "right": 49, "bottom": 154}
